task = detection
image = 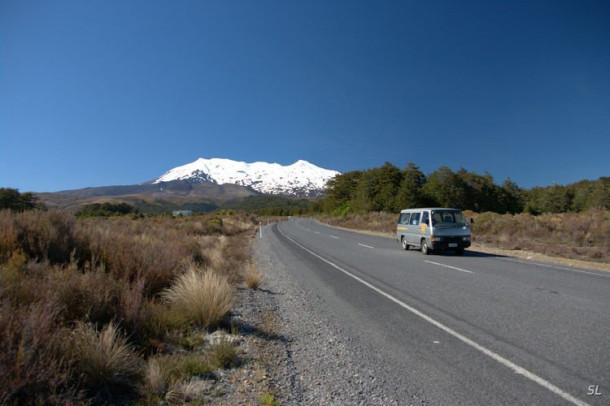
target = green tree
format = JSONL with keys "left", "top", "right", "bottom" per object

{"left": 396, "top": 162, "right": 427, "bottom": 209}
{"left": 0, "top": 188, "right": 43, "bottom": 211}
{"left": 457, "top": 169, "right": 498, "bottom": 212}
{"left": 423, "top": 166, "right": 467, "bottom": 208}
{"left": 589, "top": 177, "right": 610, "bottom": 210}
{"left": 498, "top": 178, "right": 524, "bottom": 214}
{"left": 353, "top": 163, "right": 403, "bottom": 212}
{"left": 321, "top": 171, "right": 363, "bottom": 214}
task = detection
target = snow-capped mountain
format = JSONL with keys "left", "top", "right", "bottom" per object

{"left": 153, "top": 158, "right": 340, "bottom": 197}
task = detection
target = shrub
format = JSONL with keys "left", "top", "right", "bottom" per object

{"left": 243, "top": 261, "right": 264, "bottom": 290}
{"left": 141, "top": 358, "right": 169, "bottom": 398}
{"left": 0, "top": 302, "right": 81, "bottom": 404}
{"left": 162, "top": 267, "right": 234, "bottom": 329}
{"left": 260, "top": 392, "right": 281, "bottom": 406}
{"left": 49, "top": 266, "right": 122, "bottom": 326}
{"left": 207, "top": 336, "right": 241, "bottom": 369}
{"left": 0, "top": 210, "right": 76, "bottom": 264}
{"left": 70, "top": 322, "right": 143, "bottom": 402}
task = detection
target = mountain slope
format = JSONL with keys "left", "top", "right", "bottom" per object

{"left": 153, "top": 158, "right": 340, "bottom": 197}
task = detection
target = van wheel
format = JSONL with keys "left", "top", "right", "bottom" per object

{"left": 421, "top": 239, "right": 431, "bottom": 255}
{"left": 401, "top": 237, "right": 409, "bottom": 250}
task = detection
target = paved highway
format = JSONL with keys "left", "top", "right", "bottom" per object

{"left": 266, "top": 218, "right": 609, "bottom": 405}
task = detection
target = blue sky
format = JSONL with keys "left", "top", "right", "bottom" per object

{"left": 1, "top": 0, "right": 609, "bottom": 193}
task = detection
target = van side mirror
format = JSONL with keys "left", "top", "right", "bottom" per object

{"left": 470, "top": 218, "right": 474, "bottom": 224}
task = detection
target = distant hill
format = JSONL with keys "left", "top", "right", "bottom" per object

{"left": 37, "top": 158, "right": 340, "bottom": 213}
{"left": 38, "top": 180, "right": 259, "bottom": 213}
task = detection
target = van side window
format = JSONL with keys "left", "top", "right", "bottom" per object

{"left": 399, "top": 213, "right": 411, "bottom": 224}
{"left": 422, "top": 211, "right": 430, "bottom": 225}
{"left": 410, "top": 213, "right": 421, "bottom": 225}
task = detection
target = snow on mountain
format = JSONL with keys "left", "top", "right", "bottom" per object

{"left": 153, "top": 158, "right": 340, "bottom": 197}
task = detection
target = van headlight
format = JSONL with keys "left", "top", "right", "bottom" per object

{"left": 462, "top": 236, "right": 470, "bottom": 241}
{"left": 431, "top": 237, "right": 442, "bottom": 242}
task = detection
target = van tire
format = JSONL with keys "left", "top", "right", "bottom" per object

{"left": 421, "top": 239, "right": 431, "bottom": 255}
{"left": 401, "top": 237, "right": 409, "bottom": 250}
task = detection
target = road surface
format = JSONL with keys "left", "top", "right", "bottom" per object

{"left": 263, "top": 218, "right": 609, "bottom": 405}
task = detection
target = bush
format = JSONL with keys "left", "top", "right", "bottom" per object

{"left": 0, "top": 210, "right": 76, "bottom": 264}
{"left": 70, "top": 322, "right": 143, "bottom": 402}
{"left": 243, "top": 261, "right": 264, "bottom": 290}
{"left": 163, "top": 267, "right": 234, "bottom": 329}
{"left": 0, "top": 302, "right": 81, "bottom": 404}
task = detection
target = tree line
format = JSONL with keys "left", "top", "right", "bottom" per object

{"left": 313, "top": 163, "right": 609, "bottom": 215}
{"left": 0, "top": 188, "right": 44, "bottom": 211}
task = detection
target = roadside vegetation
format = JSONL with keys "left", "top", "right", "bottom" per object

{"left": 0, "top": 206, "right": 262, "bottom": 404}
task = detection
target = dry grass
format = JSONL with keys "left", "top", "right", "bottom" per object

{"left": 0, "top": 209, "right": 258, "bottom": 404}
{"left": 207, "top": 335, "right": 241, "bottom": 369}
{"left": 141, "top": 358, "right": 170, "bottom": 399}
{"left": 0, "top": 302, "right": 82, "bottom": 405}
{"left": 163, "top": 267, "right": 234, "bottom": 329}
{"left": 243, "top": 261, "right": 264, "bottom": 290}
{"left": 468, "top": 209, "right": 610, "bottom": 263}
{"left": 70, "top": 322, "right": 143, "bottom": 402}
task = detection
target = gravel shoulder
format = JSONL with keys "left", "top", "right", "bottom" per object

{"left": 243, "top": 226, "right": 404, "bottom": 405}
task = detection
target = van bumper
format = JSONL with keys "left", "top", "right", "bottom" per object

{"left": 430, "top": 237, "right": 471, "bottom": 251}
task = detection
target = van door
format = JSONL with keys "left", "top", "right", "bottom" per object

{"left": 420, "top": 210, "right": 431, "bottom": 245}
{"left": 407, "top": 212, "right": 421, "bottom": 246}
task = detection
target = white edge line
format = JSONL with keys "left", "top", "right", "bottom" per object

{"left": 425, "top": 260, "right": 474, "bottom": 274}
{"left": 358, "top": 243, "right": 374, "bottom": 249}
{"left": 276, "top": 224, "right": 589, "bottom": 406}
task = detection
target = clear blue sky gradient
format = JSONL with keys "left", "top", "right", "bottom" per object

{"left": 1, "top": 0, "right": 609, "bottom": 192}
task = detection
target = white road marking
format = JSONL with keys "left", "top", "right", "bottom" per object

{"left": 358, "top": 243, "right": 374, "bottom": 249}
{"left": 314, "top": 231, "right": 320, "bottom": 234}
{"left": 502, "top": 257, "right": 610, "bottom": 278}
{"left": 425, "top": 260, "right": 474, "bottom": 274}
{"left": 330, "top": 235, "right": 340, "bottom": 239}
{"left": 277, "top": 225, "right": 589, "bottom": 406}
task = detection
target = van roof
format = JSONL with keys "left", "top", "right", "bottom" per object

{"left": 399, "top": 207, "right": 461, "bottom": 213}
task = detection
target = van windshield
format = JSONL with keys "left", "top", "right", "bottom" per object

{"left": 431, "top": 210, "right": 468, "bottom": 228}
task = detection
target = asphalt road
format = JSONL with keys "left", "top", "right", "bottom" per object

{"left": 266, "top": 218, "right": 609, "bottom": 405}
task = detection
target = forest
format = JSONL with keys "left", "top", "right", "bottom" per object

{"left": 313, "top": 162, "right": 610, "bottom": 216}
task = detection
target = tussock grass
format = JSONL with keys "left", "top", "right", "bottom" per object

{"left": 142, "top": 358, "right": 168, "bottom": 397}
{"left": 244, "top": 261, "right": 264, "bottom": 290}
{"left": 207, "top": 335, "right": 241, "bottom": 369}
{"left": 70, "top": 322, "right": 143, "bottom": 401}
{"left": 163, "top": 267, "right": 234, "bottom": 329}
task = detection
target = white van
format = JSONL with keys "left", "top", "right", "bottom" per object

{"left": 396, "top": 208, "right": 471, "bottom": 255}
